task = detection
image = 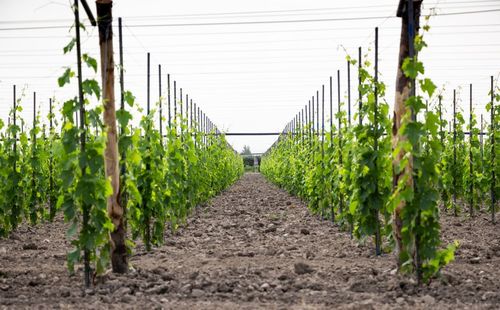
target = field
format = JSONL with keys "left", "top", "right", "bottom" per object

{"left": 1, "top": 173, "right": 499, "bottom": 309}
{"left": 0, "top": 0, "right": 500, "bottom": 309}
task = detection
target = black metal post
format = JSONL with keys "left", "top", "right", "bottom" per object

{"left": 194, "top": 103, "right": 197, "bottom": 148}
{"left": 168, "top": 74, "right": 171, "bottom": 128}
{"left": 119, "top": 17, "right": 124, "bottom": 114}
{"left": 190, "top": 99, "right": 193, "bottom": 132}
{"left": 74, "top": 0, "right": 90, "bottom": 288}
{"left": 321, "top": 84, "right": 325, "bottom": 217}
{"left": 347, "top": 60, "right": 351, "bottom": 126}
{"left": 186, "top": 94, "right": 189, "bottom": 126}
{"left": 374, "top": 26, "right": 381, "bottom": 256}
{"left": 49, "top": 98, "right": 54, "bottom": 218}
{"left": 316, "top": 90, "right": 320, "bottom": 137}
{"left": 12, "top": 85, "right": 16, "bottom": 179}
{"left": 33, "top": 92, "right": 36, "bottom": 141}
{"left": 180, "top": 88, "right": 183, "bottom": 133}
{"left": 490, "top": 76, "right": 496, "bottom": 223}
{"left": 480, "top": 114, "right": 484, "bottom": 167}
{"left": 147, "top": 52, "right": 150, "bottom": 115}
{"left": 159, "top": 64, "right": 162, "bottom": 138}
{"left": 174, "top": 81, "right": 177, "bottom": 124}
{"left": 358, "top": 46, "right": 362, "bottom": 126}
{"left": 439, "top": 95, "right": 443, "bottom": 145}
{"left": 180, "top": 87, "right": 183, "bottom": 123}
{"left": 330, "top": 76, "right": 333, "bottom": 143}
{"left": 311, "top": 96, "right": 317, "bottom": 135}
{"left": 407, "top": 0, "right": 420, "bottom": 283}
{"left": 337, "top": 69, "right": 343, "bottom": 217}
{"left": 118, "top": 17, "right": 127, "bottom": 224}
{"left": 469, "top": 83, "right": 474, "bottom": 217}
{"left": 308, "top": 100, "right": 311, "bottom": 143}
{"left": 453, "top": 89, "right": 457, "bottom": 216}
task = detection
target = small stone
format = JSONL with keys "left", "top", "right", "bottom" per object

{"left": 191, "top": 289, "right": 204, "bottom": 297}
{"left": 161, "top": 273, "right": 175, "bottom": 281}
{"left": 61, "top": 290, "right": 70, "bottom": 298}
{"left": 145, "top": 284, "right": 169, "bottom": 294}
{"left": 189, "top": 271, "right": 199, "bottom": 280}
{"left": 294, "top": 262, "right": 314, "bottom": 275}
{"left": 481, "top": 291, "right": 496, "bottom": 301}
{"left": 470, "top": 257, "right": 481, "bottom": 264}
{"left": 261, "top": 283, "right": 270, "bottom": 290}
{"left": 217, "top": 282, "right": 232, "bottom": 293}
{"left": 0, "top": 247, "right": 6, "bottom": 255}
{"left": 39, "top": 273, "right": 46, "bottom": 280}
{"left": 421, "top": 294, "right": 435, "bottom": 304}
{"left": 305, "top": 251, "right": 315, "bottom": 260}
{"left": 264, "top": 226, "right": 276, "bottom": 233}
{"left": 114, "top": 287, "right": 131, "bottom": 295}
{"left": 22, "top": 243, "right": 38, "bottom": 250}
{"left": 396, "top": 297, "right": 405, "bottom": 304}
{"left": 361, "top": 298, "right": 374, "bottom": 305}
{"left": 300, "top": 228, "right": 310, "bottom": 235}
{"left": 122, "top": 294, "right": 136, "bottom": 303}
{"left": 181, "top": 283, "right": 192, "bottom": 294}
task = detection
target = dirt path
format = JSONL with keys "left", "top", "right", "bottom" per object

{"left": 1, "top": 173, "right": 499, "bottom": 309}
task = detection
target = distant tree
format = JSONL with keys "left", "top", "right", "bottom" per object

{"left": 241, "top": 145, "right": 252, "bottom": 155}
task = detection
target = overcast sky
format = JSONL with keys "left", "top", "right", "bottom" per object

{"left": 0, "top": 0, "right": 499, "bottom": 153}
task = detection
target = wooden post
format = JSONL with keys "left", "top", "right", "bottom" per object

{"left": 392, "top": 0, "right": 422, "bottom": 266}
{"left": 96, "top": 0, "right": 127, "bottom": 273}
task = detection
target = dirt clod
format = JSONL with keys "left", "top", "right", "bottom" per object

{"left": 294, "top": 262, "right": 314, "bottom": 275}
{"left": 300, "top": 228, "right": 310, "bottom": 235}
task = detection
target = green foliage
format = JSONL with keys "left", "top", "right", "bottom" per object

{"left": 349, "top": 60, "right": 392, "bottom": 250}
{"left": 390, "top": 30, "right": 456, "bottom": 283}
{"left": 0, "top": 99, "right": 24, "bottom": 236}
{"left": 57, "top": 95, "right": 114, "bottom": 276}
{"left": 262, "top": 26, "right": 467, "bottom": 283}
{"left": 0, "top": 37, "right": 243, "bottom": 286}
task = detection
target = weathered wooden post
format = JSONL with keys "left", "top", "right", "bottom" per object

{"left": 96, "top": 0, "right": 127, "bottom": 273}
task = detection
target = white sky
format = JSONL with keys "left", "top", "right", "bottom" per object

{"left": 0, "top": 0, "right": 499, "bottom": 153}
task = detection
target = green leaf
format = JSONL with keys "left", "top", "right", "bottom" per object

{"left": 82, "top": 79, "right": 101, "bottom": 99}
{"left": 123, "top": 91, "right": 135, "bottom": 107}
{"left": 63, "top": 38, "right": 76, "bottom": 54}
{"left": 67, "top": 248, "right": 80, "bottom": 273}
{"left": 402, "top": 57, "right": 424, "bottom": 79}
{"left": 82, "top": 54, "right": 98, "bottom": 73}
{"left": 116, "top": 109, "right": 133, "bottom": 129}
{"left": 58, "top": 68, "right": 74, "bottom": 87}
{"left": 67, "top": 221, "right": 78, "bottom": 238}
{"left": 419, "top": 78, "right": 437, "bottom": 98}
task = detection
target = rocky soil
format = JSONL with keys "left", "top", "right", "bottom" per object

{"left": 1, "top": 173, "right": 499, "bottom": 309}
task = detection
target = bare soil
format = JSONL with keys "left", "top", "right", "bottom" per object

{"left": 1, "top": 173, "right": 499, "bottom": 309}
